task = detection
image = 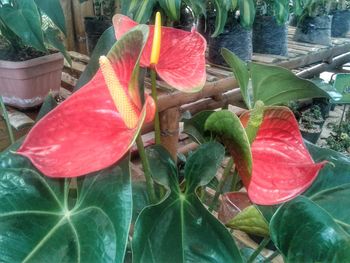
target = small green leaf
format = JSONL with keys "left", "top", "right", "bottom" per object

{"left": 158, "top": 0, "right": 181, "bottom": 21}
{"left": 274, "top": 0, "right": 289, "bottom": 25}
{"left": 270, "top": 196, "right": 350, "bottom": 262}
{"left": 36, "top": 93, "right": 58, "bottom": 122}
{"left": 250, "top": 62, "right": 330, "bottom": 105}
{"left": 221, "top": 48, "right": 251, "bottom": 108}
{"left": 238, "top": 0, "right": 256, "bottom": 29}
{"left": 244, "top": 101, "right": 264, "bottom": 143}
{"left": 129, "top": 0, "right": 156, "bottom": 24}
{"left": 205, "top": 110, "right": 252, "bottom": 181}
{"left": 227, "top": 206, "right": 269, "bottom": 237}
{"left": 211, "top": 0, "right": 229, "bottom": 37}
{"left": 183, "top": 110, "right": 214, "bottom": 144}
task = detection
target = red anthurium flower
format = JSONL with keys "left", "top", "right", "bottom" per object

{"left": 113, "top": 14, "right": 207, "bottom": 93}
{"left": 17, "top": 26, "right": 155, "bottom": 178}
{"left": 239, "top": 107, "right": 326, "bottom": 205}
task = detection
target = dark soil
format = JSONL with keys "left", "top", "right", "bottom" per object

{"left": 0, "top": 46, "right": 49, "bottom": 62}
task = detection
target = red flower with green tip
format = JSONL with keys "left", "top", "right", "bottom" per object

{"left": 113, "top": 14, "right": 207, "bottom": 93}
{"left": 239, "top": 107, "right": 327, "bottom": 205}
{"left": 17, "top": 26, "right": 155, "bottom": 178}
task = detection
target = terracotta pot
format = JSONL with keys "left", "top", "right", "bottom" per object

{"left": 0, "top": 53, "right": 64, "bottom": 109}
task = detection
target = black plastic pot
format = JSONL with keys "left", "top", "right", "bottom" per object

{"left": 253, "top": 16, "right": 288, "bottom": 56}
{"left": 313, "top": 98, "right": 331, "bottom": 118}
{"left": 173, "top": 5, "right": 195, "bottom": 32}
{"left": 331, "top": 10, "right": 350, "bottom": 37}
{"left": 84, "top": 17, "right": 112, "bottom": 55}
{"left": 207, "top": 15, "right": 252, "bottom": 65}
{"left": 294, "top": 15, "right": 333, "bottom": 46}
{"left": 301, "top": 129, "right": 322, "bottom": 144}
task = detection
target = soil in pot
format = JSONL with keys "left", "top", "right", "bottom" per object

{"left": 0, "top": 46, "right": 49, "bottom": 62}
{"left": 84, "top": 17, "right": 112, "bottom": 55}
{"left": 207, "top": 15, "right": 252, "bottom": 65}
{"left": 331, "top": 10, "right": 350, "bottom": 37}
{"left": 253, "top": 16, "right": 288, "bottom": 56}
{"left": 294, "top": 15, "right": 333, "bottom": 46}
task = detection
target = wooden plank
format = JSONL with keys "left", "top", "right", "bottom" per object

{"left": 252, "top": 54, "right": 279, "bottom": 64}
{"left": 69, "top": 51, "right": 90, "bottom": 63}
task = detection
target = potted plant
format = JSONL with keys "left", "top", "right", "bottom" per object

{"left": 293, "top": 0, "right": 333, "bottom": 46}
{"left": 206, "top": 0, "right": 256, "bottom": 65}
{"left": 0, "top": 0, "right": 69, "bottom": 109}
{"left": 330, "top": 0, "right": 350, "bottom": 37}
{"left": 299, "top": 105, "right": 324, "bottom": 143}
{"left": 80, "top": 0, "right": 116, "bottom": 54}
{"left": 253, "top": 0, "right": 289, "bottom": 56}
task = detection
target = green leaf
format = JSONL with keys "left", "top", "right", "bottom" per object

{"left": 226, "top": 205, "right": 269, "bottom": 237}
{"left": 133, "top": 142, "right": 243, "bottom": 263}
{"left": 158, "top": 0, "right": 181, "bottom": 21}
{"left": 221, "top": 48, "right": 251, "bottom": 108}
{"left": 0, "top": 0, "right": 46, "bottom": 51}
{"left": 205, "top": 110, "right": 252, "bottom": 180}
{"left": 303, "top": 141, "right": 350, "bottom": 197}
{"left": 183, "top": 110, "right": 214, "bottom": 144}
{"left": 34, "top": 0, "right": 66, "bottom": 35}
{"left": 75, "top": 26, "right": 115, "bottom": 91}
{"left": 270, "top": 196, "right": 350, "bottom": 262}
{"left": 238, "top": 0, "right": 256, "bottom": 29}
{"left": 128, "top": 0, "right": 156, "bottom": 24}
{"left": 0, "top": 147, "right": 132, "bottom": 262}
{"left": 36, "top": 93, "right": 58, "bottom": 122}
{"left": 250, "top": 62, "right": 330, "bottom": 105}
{"left": 211, "top": 0, "right": 229, "bottom": 37}
{"left": 44, "top": 27, "right": 71, "bottom": 64}
{"left": 274, "top": 0, "right": 289, "bottom": 25}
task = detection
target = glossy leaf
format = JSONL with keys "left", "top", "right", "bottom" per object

{"left": 36, "top": 93, "right": 58, "bottom": 122}
{"left": 304, "top": 141, "right": 350, "bottom": 196}
{"left": 113, "top": 14, "right": 207, "bottom": 93}
{"left": 18, "top": 26, "right": 155, "bottom": 178}
{"left": 158, "top": 0, "right": 181, "bottom": 21}
{"left": 0, "top": 148, "right": 132, "bottom": 263}
{"left": 44, "top": 27, "right": 71, "bottom": 64}
{"left": 134, "top": 143, "right": 243, "bottom": 263}
{"left": 221, "top": 48, "right": 251, "bottom": 108}
{"left": 183, "top": 110, "right": 214, "bottom": 144}
{"left": 0, "top": 0, "right": 46, "bottom": 51}
{"left": 205, "top": 110, "right": 252, "bottom": 186}
{"left": 270, "top": 196, "right": 350, "bottom": 262}
{"left": 239, "top": 107, "right": 326, "bottom": 205}
{"left": 35, "top": 0, "right": 66, "bottom": 35}
{"left": 75, "top": 26, "right": 115, "bottom": 90}
{"left": 250, "top": 62, "right": 329, "bottom": 105}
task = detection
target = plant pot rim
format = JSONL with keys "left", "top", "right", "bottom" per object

{"left": 0, "top": 52, "right": 63, "bottom": 69}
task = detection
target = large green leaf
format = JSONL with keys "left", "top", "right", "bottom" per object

{"left": 158, "top": 0, "right": 181, "bottom": 21}
{"left": 35, "top": 0, "right": 66, "bottom": 35}
{"left": 134, "top": 143, "right": 243, "bottom": 263}
{"left": 183, "top": 110, "right": 214, "bottom": 144}
{"left": 221, "top": 48, "right": 251, "bottom": 109}
{"left": 75, "top": 26, "right": 115, "bottom": 91}
{"left": 0, "top": 0, "right": 46, "bottom": 51}
{"left": 270, "top": 196, "right": 350, "bottom": 262}
{"left": 205, "top": 110, "right": 252, "bottom": 181}
{"left": 0, "top": 147, "right": 132, "bottom": 262}
{"left": 250, "top": 62, "right": 329, "bottom": 105}
{"left": 44, "top": 27, "right": 71, "bottom": 64}
{"left": 126, "top": 0, "right": 156, "bottom": 24}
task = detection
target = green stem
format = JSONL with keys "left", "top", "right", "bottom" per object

{"left": 262, "top": 250, "right": 279, "bottom": 263}
{"left": 150, "top": 69, "right": 161, "bottom": 145}
{"left": 230, "top": 170, "right": 239, "bottom": 192}
{"left": 209, "top": 157, "right": 234, "bottom": 212}
{"left": 0, "top": 96, "right": 14, "bottom": 144}
{"left": 135, "top": 134, "right": 157, "bottom": 203}
{"left": 247, "top": 237, "right": 271, "bottom": 263}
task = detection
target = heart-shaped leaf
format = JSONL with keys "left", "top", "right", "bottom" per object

{"left": 0, "top": 147, "right": 132, "bottom": 262}
{"left": 133, "top": 143, "right": 243, "bottom": 263}
{"left": 270, "top": 196, "right": 350, "bottom": 262}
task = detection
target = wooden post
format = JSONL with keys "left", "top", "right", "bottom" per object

{"left": 159, "top": 107, "right": 180, "bottom": 161}
{"left": 60, "top": 0, "right": 75, "bottom": 51}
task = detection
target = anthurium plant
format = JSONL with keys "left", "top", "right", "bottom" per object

{"left": 0, "top": 11, "right": 350, "bottom": 263}
{"left": 0, "top": 0, "right": 70, "bottom": 62}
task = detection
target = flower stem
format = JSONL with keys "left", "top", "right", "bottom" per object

{"left": 150, "top": 69, "right": 161, "bottom": 145}
{"left": 209, "top": 157, "right": 234, "bottom": 212}
{"left": 136, "top": 134, "right": 157, "bottom": 203}
{"left": 230, "top": 170, "right": 240, "bottom": 192}
{"left": 0, "top": 96, "right": 14, "bottom": 144}
{"left": 247, "top": 237, "right": 271, "bottom": 263}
